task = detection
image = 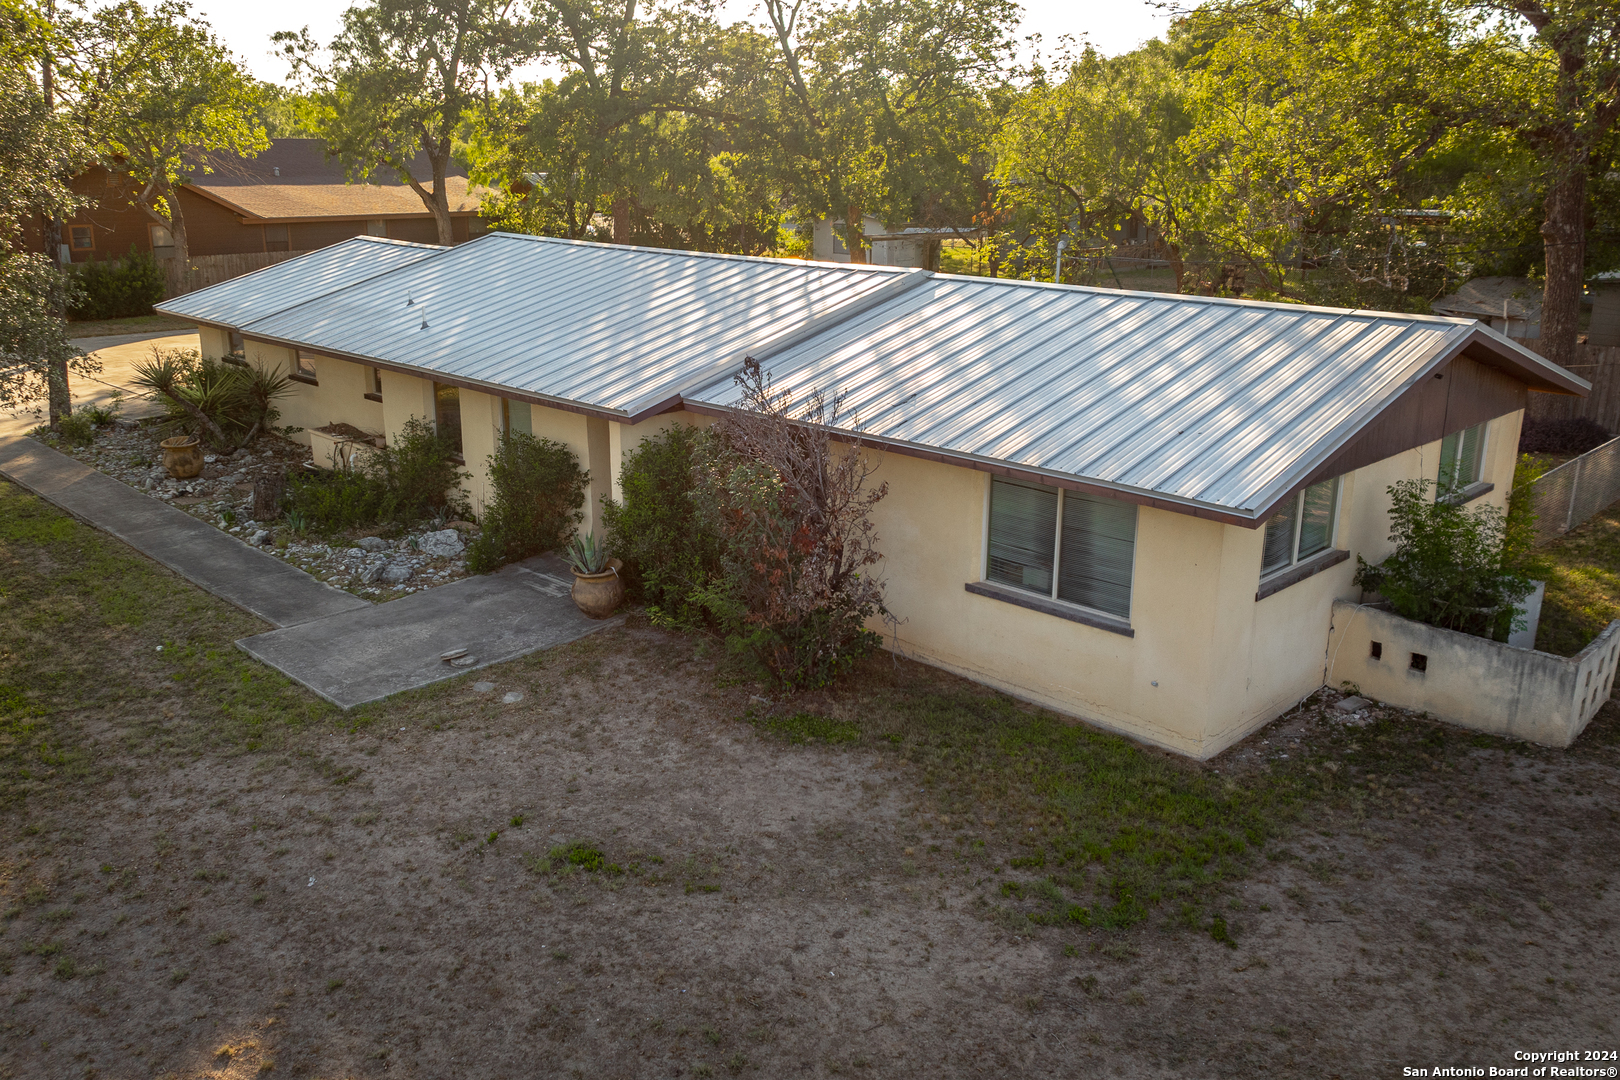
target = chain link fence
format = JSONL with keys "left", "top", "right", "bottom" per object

{"left": 1528, "top": 437, "right": 1620, "bottom": 545}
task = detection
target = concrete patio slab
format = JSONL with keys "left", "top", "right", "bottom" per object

{"left": 0, "top": 436, "right": 369, "bottom": 628}
{"left": 235, "top": 555, "right": 621, "bottom": 708}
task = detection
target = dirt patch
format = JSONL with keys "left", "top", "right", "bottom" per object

{"left": 2, "top": 621, "right": 1617, "bottom": 1079}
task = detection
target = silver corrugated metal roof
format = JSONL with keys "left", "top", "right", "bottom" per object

{"left": 155, "top": 236, "right": 443, "bottom": 328}
{"left": 687, "top": 274, "right": 1582, "bottom": 520}
{"left": 238, "top": 233, "right": 921, "bottom": 417}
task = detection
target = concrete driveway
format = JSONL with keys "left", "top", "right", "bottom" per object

{"left": 0, "top": 330, "right": 195, "bottom": 438}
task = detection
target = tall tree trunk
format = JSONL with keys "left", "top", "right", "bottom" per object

{"left": 166, "top": 182, "right": 191, "bottom": 270}
{"left": 846, "top": 203, "right": 866, "bottom": 264}
{"left": 612, "top": 197, "right": 632, "bottom": 243}
{"left": 42, "top": 27, "right": 69, "bottom": 426}
{"left": 1539, "top": 156, "right": 1587, "bottom": 374}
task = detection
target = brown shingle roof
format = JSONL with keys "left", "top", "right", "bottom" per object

{"left": 189, "top": 176, "right": 486, "bottom": 222}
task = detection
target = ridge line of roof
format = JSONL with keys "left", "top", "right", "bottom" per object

{"left": 493, "top": 232, "right": 919, "bottom": 275}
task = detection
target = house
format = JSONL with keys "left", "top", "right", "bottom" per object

{"left": 1433, "top": 276, "right": 1542, "bottom": 339}
{"left": 1589, "top": 270, "right": 1620, "bottom": 348}
{"left": 810, "top": 217, "right": 981, "bottom": 269}
{"left": 32, "top": 139, "right": 487, "bottom": 264}
{"left": 156, "top": 233, "right": 1589, "bottom": 758}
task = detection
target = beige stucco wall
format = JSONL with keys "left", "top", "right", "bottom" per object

{"left": 242, "top": 344, "right": 386, "bottom": 449}
{"left": 1327, "top": 601, "right": 1619, "bottom": 747}
{"left": 197, "top": 325, "right": 230, "bottom": 361}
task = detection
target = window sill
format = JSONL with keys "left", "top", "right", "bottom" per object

{"left": 289, "top": 373, "right": 318, "bottom": 386}
{"left": 964, "top": 580, "right": 1134, "bottom": 637}
{"left": 1256, "top": 548, "right": 1350, "bottom": 601}
{"left": 1440, "top": 481, "right": 1494, "bottom": 506}
{"left": 364, "top": 392, "right": 382, "bottom": 402}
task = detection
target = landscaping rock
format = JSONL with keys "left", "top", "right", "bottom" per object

{"left": 380, "top": 563, "right": 413, "bottom": 585}
{"left": 1334, "top": 695, "right": 1371, "bottom": 713}
{"left": 247, "top": 529, "right": 271, "bottom": 546}
{"left": 357, "top": 536, "right": 388, "bottom": 553}
{"left": 418, "top": 529, "right": 465, "bottom": 558}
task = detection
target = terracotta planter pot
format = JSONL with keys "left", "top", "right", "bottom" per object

{"left": 160, "top": 435, "right": 203, "bottom": 479}
{"left": 571, "top": 558, "right": 624, "bottom": 619}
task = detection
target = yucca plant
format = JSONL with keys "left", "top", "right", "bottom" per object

{"left": 562, "top": 532, "right": 610, "bottom": 575}
{"left": 131, "top": 346, "right": 291, "bottom": 451}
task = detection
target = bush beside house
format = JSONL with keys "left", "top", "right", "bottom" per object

{"left": 465, "top": 432, "right": 588, "bottom": 573}
{"left": 67, "top": 249, "right": 164, "bottom": 322}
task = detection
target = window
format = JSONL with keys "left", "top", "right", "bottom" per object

{"left": 293, "top": 350, "right": 319, "bottom": 383}
{"left": 70, "top": 226, "right": 94, "bottom": 250}
{"left": 367, "top": 219, "right": 388, "bottom": 237}
{"left": 434, "top": 383, "right": 463, "bottom": 455}
{"left": 1438, "top": 422, "right": 1487, "bottom": 495}
{"left": 1260, "top": 477, "right": 1341, "bottom": 577}
{"left": 149, "top": 224, "right": 174, "bottom": 254}
{"left": 986, "top": 477, "right": 1136, "bottom": 620}
{"left": 502, "top": 398, "right": 532, "bottom": 436}
{"left": 264, "top": 224, "right": 290, "bottom": 252}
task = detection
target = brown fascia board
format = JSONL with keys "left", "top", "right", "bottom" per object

{"left": 238, "top": 331, "right": 628, "bottom": 424}
{"left": 1457, "top": 324, "right": 1589, "bottom": 396}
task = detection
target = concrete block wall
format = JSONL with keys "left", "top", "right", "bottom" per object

{"left": 1326, "top": 600, "right": 1620, "bottom": 748}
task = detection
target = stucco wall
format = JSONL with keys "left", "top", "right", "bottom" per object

{"left": 197, "top": 325, "right": 230, "bottom": 361}
{"left": 247, "top": 347, "right": 385, "bottom": 448}
{"left": 1326, "top": 601, "right": 1619, "bottom": 747}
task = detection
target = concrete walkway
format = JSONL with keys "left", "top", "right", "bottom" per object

{"left": 237, "top": 556, "right": 622, "bottom": 708}
{"left": 2, "top": 435, "right": 620, "bottom": 708}
{"left": 0, "top": 330, "right": 194, "bottom": 439}
{"left": 0, "top": 436, "right": 368, "bottom": 628}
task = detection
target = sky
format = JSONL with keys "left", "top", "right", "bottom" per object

{"left": 185, "top": 0, "right": 1190, "bottom": 86}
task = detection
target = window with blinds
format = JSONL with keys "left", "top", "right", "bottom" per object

{"left": 1260, "top": 477, "right": 1341, "bottom": 577}
{"left": 987, "top": 477, "right": 1136, "bottom": 620}
{"left": 1438, "top": 422, "right": 1487, "bottom": 495}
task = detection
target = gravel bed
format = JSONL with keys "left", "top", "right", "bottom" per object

{"left": 51, "top": 420, "right": 476, "bottom": 600}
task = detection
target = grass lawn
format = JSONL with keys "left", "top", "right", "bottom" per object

{"left": 3, "top": 477, "right": 1617, "bottom": 1078}
{"left": 1535, "top": 504, "right": 1620, "bottom": 656}
{"left": 64, "top": 314, "right": 197, "bottom": 340}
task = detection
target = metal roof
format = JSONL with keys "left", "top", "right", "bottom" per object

{"left": 686, "top": 274, "right": 1585, "bottom": 521}
{"left": 236, "top": 233, "right": 921, "bottom": 418}
{"left": 165, "top": 234, "right": 1589, "bottom": 524}
{"left": 155, "top": 236, "right": 444, "bottom": 328}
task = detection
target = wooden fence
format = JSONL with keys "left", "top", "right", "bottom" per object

{"left": 1518, "top": 340, "right": 1620, "bottom": 433}
{"left": 162, "top": 251, "right": 313, "bottom": 299}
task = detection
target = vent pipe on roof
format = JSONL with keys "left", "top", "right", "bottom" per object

{"left": 1054, "top": 238, "right": 1068, "bottom": 284}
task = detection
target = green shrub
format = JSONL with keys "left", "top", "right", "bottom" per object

{"left": 1353, "top": 478, "right": 1535, "bottom": 640}
{"left": 601, "top": 424, "right": 722, "bottom": 627}
{"left": 66, "top": 248, "right": 164, "bottom": 321}
{"left": 55, "top": 411, "right": 95, "bottom": 447}
{"left": 131, "top": 348, "right": 290, "bottom": 451}
{"left": 286, "top": 417, "right": 469, "bottom": 532}
{"left": 464, "top": 431, "right": 587, "bottom": 573}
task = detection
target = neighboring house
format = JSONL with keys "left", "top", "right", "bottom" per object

{"left": 156, "top": 233, "right": 1588, "bottom": 759}
{"left": 810, "top": 217, "right": 980, "bottom": 269}
{"left": 1433, "top": 276, "right": 1542, "bottom": 339}
{"left": 30, "top": 139, "right": 487, "bottom": 263}
{"left": 1589, "top": 270, "right": 1620, "bottom": 348}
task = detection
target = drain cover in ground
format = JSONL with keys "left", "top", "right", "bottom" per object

{"left": 502, "top": 691, "right": 524, "bottom": 704}
{"left": 473, "top": 681, "right": 495, "bottom": 692}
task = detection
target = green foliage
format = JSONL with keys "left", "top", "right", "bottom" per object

{"left": 130, "top": 348, "right": 290, "bottom": 451}
{"left": 560, "top": 531, "right": 608, "bottom": 575}
{"left": 286, "top": 416, "right": 470, "bottom": 532}
{"left": 0, "top": 253, "right": 97, "bottom": 414}
{"left": 602, "top": 424, "right": 722, "bottom": 628}
{"left": 64, "top": 0, "right": 269, "bottom": 265}
{"left": 65, "top": 248, "right": 164, "bottom": 321}
{"left": 53, "top": 411, "right": 94, "bottom": 447}
{"left": 463, "top": 430, "right": 586, "bottom": 573}
{"left": 1352, "top": 478, "right": 1534, "bottom": 639}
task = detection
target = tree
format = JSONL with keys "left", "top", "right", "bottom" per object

{"left": 991, "top": 43, "right": 1196, "bottom": 287}
{"left": 277, "top": 0, "right": 536, "bottom": 247}
{"left": 0, "top": 0, "right": 93, "bottom": 424}
{"left": 64, "top": 0, "right": 268, "bottom": 269}
{"left": 1455, "top": 0, "right": 1620, "bottom": 371}
{"left": 764, "top": 0, "right": 1018, "bottom": 261}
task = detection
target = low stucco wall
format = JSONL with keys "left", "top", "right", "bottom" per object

{"left": 1325, "top": 600, "right": 1620, "bottom": 747}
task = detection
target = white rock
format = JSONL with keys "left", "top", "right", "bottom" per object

{"left": 357, "top": 536, "right": 388, "bottom": 553}
{"left": 418, "top": 529, "right": 465, "bottom": 558}
{"left": 1334, "top": 695, "right": 1371, "bottom": 713}
{"left": 381, "top": 563, "right": 412, "bottom": 585}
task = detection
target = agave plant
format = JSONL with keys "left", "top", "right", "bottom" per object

{"left": 562, "top": 531, "right": 610, "bottom": 575}
{"left": 131, "top": 346, "right": 291, "bottom": 451}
